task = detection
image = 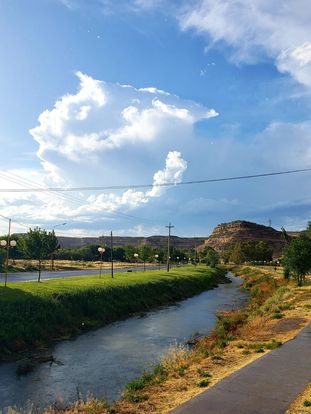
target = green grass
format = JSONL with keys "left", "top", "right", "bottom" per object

{"left": 0, "top": 266, "right": 227, "bottom": 358}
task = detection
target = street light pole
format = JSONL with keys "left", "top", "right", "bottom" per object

{"left": 134, "top": 253, "right": 139, "bottom": 271}
{"left": 0, "top": 219, "right": 17, "bottom": 287}
{"left": 98, "top": 247, "right": 105, "bottom": 278}
{"left": 110, "top": 231, "right": 114, "bottom": 279}
{"left": 155, "top": 254, "right": 159, "bottom": 270}
{"left": 5, "top": 219, "right": 11, "bottom": 287}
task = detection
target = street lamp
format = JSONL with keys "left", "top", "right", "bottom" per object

{"left": 1, "top": 238, "right": 17, "bottom": 287}
{"left": 154, "top": 254, "right": 159, "bottom": 270}
{"left": 98, "top": 247, "right": 105, "bottom": 278}
{"left": 134, "top": 253, "right": 139, "bottom": 270}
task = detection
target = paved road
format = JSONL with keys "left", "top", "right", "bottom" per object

{"left": 0, "top": 265, "right": 170, "bottom": 283}
{"left": 170, "top": 323, "right": 311, "bottom": 414}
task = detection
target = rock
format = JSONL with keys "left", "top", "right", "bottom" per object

{"left": 203, "top": 220, "right": 288, "bottom": 258}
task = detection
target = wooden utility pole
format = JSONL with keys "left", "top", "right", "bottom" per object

{"left": 166, "top": 223, "right": 174, "bottom": 272}
{"left": 110, "top": 231, "right": 114, "bottom": 279}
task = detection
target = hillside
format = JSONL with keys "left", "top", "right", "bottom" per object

{"left": 58, "top": 235, "right": 206, "bottom": 250}
{"left": 203, "top": 220, "right": 286, "bottom": 258}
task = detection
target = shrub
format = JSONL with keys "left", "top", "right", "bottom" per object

{"left": 197, "top": 379, "right": 210, "bottom": 387}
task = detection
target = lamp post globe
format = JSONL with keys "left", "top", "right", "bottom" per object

{"left": 1, "top": 237, "right": 16, "bottom": 287}
{"left": 134, "top": 253, "right": 139, "bottom": 270}
{"left": 154, "top": 254, "right": 159, "bottom": 269}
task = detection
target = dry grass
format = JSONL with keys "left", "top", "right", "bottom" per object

{"left": 286, "top": 383, "right": 311, "bottom": 414}
{"left": 12, "top": 259, "right": 143, "bottom": 271}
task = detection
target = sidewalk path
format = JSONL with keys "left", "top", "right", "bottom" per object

{"left": 170, "top": 323, "right": 311, "bottom": 414}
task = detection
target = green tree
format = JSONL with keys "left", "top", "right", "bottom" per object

{"left": 281, "top": 227, "right": 291, "bottom": 279}
{"left": 124, "top": 245, "right": 137, "bottom": 262}
{"left": 283, "top": 236, "right": 311, "bottom": 286}
{"left": 201, "top": 245, "right": 219, "bottom": 267}
{"left": 140, "top": 244, "right": 154, "bottom": 270}
{"left": 226, "top": 240, "right": 272, "bottom": 264}
{"left": 46, "top": 230, "right": 60, "bottom": 270}
{"left": 18, "top": 227, "right": 51, "bottom": 282}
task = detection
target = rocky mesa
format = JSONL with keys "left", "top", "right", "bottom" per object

{"left": 204, "top": 220, "right": 286, "bottom": 258}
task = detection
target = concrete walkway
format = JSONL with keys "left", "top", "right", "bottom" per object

{"left": 170, "top": 323, "right": 311, "bottom": 414}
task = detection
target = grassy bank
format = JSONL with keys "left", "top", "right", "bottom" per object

{"left": 0, "top": 266, "right": 227, "bottom": 359}
{"left": 49, "top": 265, "right": 311, "bottom": 414}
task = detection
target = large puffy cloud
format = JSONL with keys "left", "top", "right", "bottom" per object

{"left": 180, "top": 0, "right": 311, "bottom": 87}
{"left": 30, "top": 72, "right": 217, "bottom": 186}
{"left": 0, "top": 73, "right": 215, "bottom": 233}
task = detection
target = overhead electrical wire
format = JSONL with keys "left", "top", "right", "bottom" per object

{"left": 0, "top": 168, "right": 310, "bottom": 193}
{"left": 0, "top": 172, "right": 163, "bottom": 227}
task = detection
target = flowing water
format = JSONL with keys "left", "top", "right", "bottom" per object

{"left": 0, "top": 272, "right": 247, "bottom": 412}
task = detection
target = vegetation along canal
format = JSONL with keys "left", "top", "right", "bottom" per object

{"left": 0, "top": 272, "right": 247, "bottom": 412}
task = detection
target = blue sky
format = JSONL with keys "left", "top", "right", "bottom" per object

{"left": 0, "top": 0, "right": 311, "bottom": 237}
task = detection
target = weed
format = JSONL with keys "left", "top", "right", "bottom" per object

{"left": 272, "top": 313, "right": 284, "bottom": 319}
{"left": 197, "top": 368, "right": 212, "bottom": 378}
{"left": 211, "top": 352, "right": 223, "bottom": 361}
{"left": 125, "top": 392, "right": 149, "bottom": 403}
{"left": 266, "top": 340, "right": 282, "bottom": 350}
{"left": 303, "top": 400, "right": 311, "bottom": 407}
{"left": 197, "top": 379, "right": 210, "bottom": 387}
{"left": 125, "top": 372, "right": 153, "bottom": 392}
{"left": 178, "top": 365, "right": 188, "bottom": 377}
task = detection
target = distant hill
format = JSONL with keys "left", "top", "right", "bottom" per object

{"left": 203, "top": 220, "right": 291, "bottom": 258}
{"left": 58, "top": 235, "right": 206, "bottom": 250}
{"left": 57, "top": 220, "right": 301, "bottom": 257}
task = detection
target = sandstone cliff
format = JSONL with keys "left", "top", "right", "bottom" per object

{"left": 204, "top": 220, "right": 285, "bottom": 258}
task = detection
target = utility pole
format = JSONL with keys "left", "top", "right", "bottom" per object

{"left": 166, "top": 222, "right": 174, "bottom": 272}
{"left": 110, "top": 231, "right": 114, "bottom": 279}
{"left": 5, "top": 219, "right": 11, "bottom": 288}
{"left": 269, "top": 218, "right": 272, "bottom": 227}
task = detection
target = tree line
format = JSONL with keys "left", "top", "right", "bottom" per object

{"left": 2, "top": 223, "right": 311, "bottom": 286}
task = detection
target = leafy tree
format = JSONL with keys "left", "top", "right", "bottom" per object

{"left": 124, "top": 245, "right": 137, "bottom": 262}
{"left": 283, "top": 236, "right": 311, "bottom": 286}
{"left": 18, "top": 227, "right": 51, "bottom": 282}
{"left": 139, "top": 244, "right": 154, "bottom": 270}
{"left": 46, "top": 230, "right": 60, "bottom": 270}
{"left": 281, "top": 227, "right": 291, "bottom": 279}
{"left": 224, "top": 240, "right": 273, "bottom": 264}
{"left": 200, "top": 245, "right": 219, "bottom": 267}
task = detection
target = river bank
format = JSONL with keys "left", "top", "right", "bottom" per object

{"left": 45, "top": 265, "right": 311, "bottom": 414}
{"left": 0, "top": 266, "right": 227, "bottom": 361}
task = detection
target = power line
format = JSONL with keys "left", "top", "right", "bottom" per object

{"left": 0, "top": 171, "right": 162, "bottom": 227}
{"left": 0, "top": 167, "right": 310, "bottom": 193}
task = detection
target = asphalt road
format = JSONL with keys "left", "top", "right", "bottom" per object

{"left": 0, "top": 264, "right": 170, "bottom": 283}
